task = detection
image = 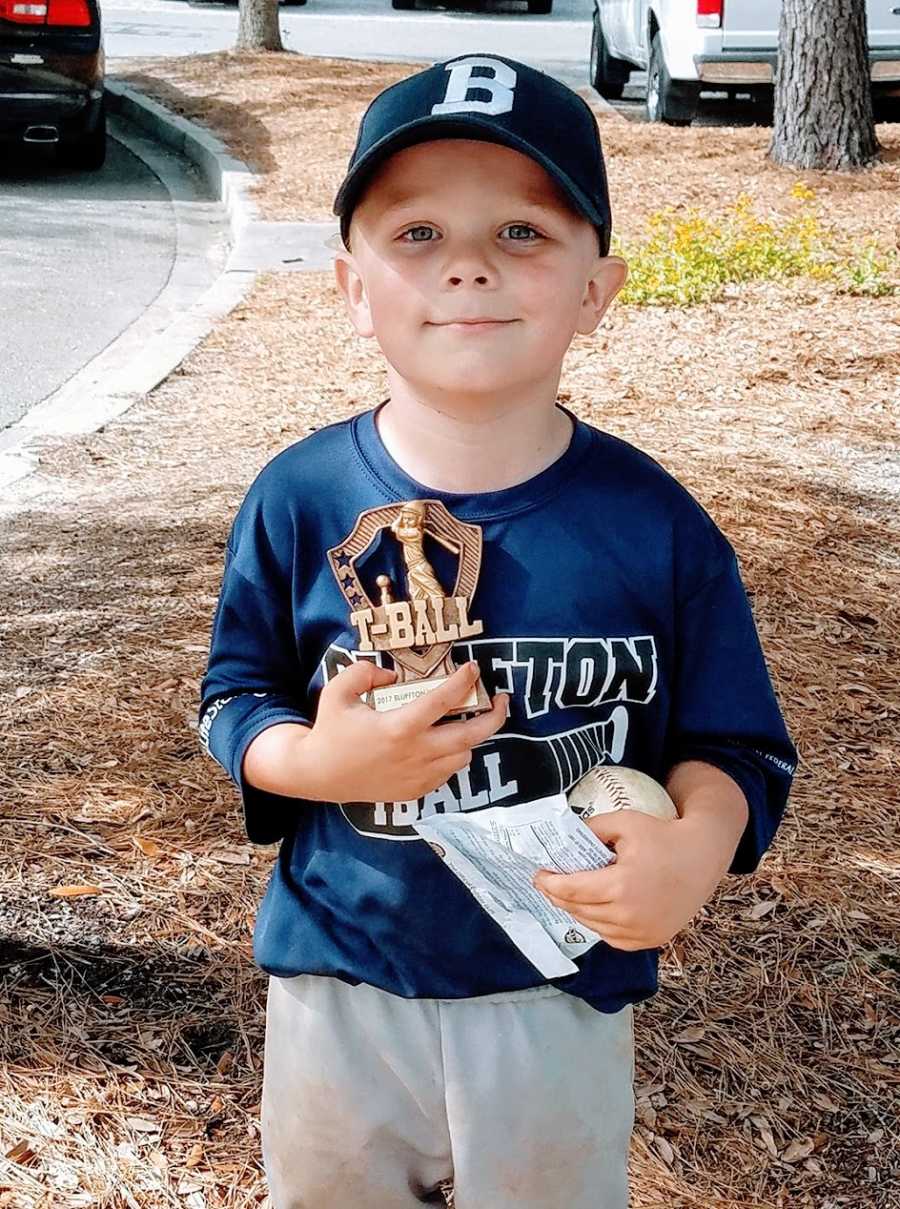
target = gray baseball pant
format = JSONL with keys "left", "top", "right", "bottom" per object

{"left": 261, "top": 972, "right": 635, "bottom": 1209}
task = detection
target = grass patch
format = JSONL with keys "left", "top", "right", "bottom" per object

{"left": 615, "top": 182, "right": 898, "bottom": 305}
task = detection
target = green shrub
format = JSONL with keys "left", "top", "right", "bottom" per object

{"left": 613, "top": 183, "right": 898, "bottom": 306}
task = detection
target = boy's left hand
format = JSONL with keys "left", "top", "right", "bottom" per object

{"left": 533, "top": 811, "right": 726, "bottom": 952}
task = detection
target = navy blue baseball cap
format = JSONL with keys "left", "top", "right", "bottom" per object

{"left": 333, "top": 54, "right": 612, "bottom": 256}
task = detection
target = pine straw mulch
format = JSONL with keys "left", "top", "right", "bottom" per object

{"left": 0, "top": 49, "right": 898, "bottom": 1209}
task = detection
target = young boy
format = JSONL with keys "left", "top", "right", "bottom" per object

{"left": 199, "top": 54, "right": 797, "bottom": 1209}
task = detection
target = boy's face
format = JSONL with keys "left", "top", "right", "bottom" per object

{"left": 334, "top": 138, "right": 626, "bottom": 405}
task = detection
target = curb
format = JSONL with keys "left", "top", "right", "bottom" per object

{"left": 0, "top": 80, "right": 264, "bottom": 496}
{"left": 104, "top": 76, "right": 263, "bottom": 233}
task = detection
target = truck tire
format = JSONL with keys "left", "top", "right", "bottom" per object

{"left": 528, "top": 0, "right": 552, "bottom": 13}
{"left": 646, "top": 32, "right": 698, "bottom": 126}
{"left": 590, "top": 9, "right": 630, "bottom": 99}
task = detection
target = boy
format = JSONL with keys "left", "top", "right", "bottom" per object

{"left": 199, "top": 54, "right": 797, "bottom": 1209}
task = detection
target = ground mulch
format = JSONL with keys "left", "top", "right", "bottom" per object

{"left": 0, "top": 49, "right": 898, "bottom": 1209}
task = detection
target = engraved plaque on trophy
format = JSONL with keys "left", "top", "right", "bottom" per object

{"left": 327, "top": 499, "right": 492, "bottom": 716}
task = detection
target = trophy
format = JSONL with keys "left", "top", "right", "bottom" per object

{"left": 327, "top": 499, "right": 492, "bottom": 716}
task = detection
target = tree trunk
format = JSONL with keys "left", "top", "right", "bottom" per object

{"left": 769, "top": 0, "right": 880, "bottom": 170}
{"left": 236, "top": 0, "right": 283, "bottom": 51}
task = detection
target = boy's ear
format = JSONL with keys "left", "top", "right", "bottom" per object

{"left": 576, "top": 255, "right": 628, "bottom": 336}
{"left": 333, "top": 248, "right": 375, "bottom": 339}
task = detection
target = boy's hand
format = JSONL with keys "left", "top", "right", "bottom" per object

{"left": 533, "top": 811, "right": 727, "bottom": 952}
{"left": 299, "top": 660, "right": 510, "bottom": 804}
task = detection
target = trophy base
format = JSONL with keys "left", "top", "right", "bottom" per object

{"left": 368, "top": 672, "right": 492, "bottom": 716}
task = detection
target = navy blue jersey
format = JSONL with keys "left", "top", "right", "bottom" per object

{"left": 198, "top": 402, "right": 797, "bottom": 1013}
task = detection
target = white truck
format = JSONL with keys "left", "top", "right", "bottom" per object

{"left": 590, "top": 0, "right": 900, "bottom": 124}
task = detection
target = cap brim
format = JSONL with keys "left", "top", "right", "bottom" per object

{"left": 333, "top": 115, "right": 610, "bottom": 254}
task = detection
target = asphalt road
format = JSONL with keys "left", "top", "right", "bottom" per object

{"left": 106, "top": 0, "right": 596, "bottom": 91}
{"left": 0, "top": 137, "right": 184, "bottom": 430}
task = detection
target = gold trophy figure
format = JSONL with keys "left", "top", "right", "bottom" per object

{"left": 390, "top": 501, "right": 460, "bottom": 601}
{"left": 327, "top": 499, "right": 492, "bottom": 716}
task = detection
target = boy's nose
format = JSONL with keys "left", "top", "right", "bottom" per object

{"left": 445, "top": 253, "right": 494, "bottom": 287}
{"left": 448, "top": 272, "right": 490, "bottom": 286}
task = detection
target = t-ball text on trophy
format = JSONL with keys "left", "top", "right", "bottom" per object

{"left": 327, "top": 499, "right": 493, "bottom": 715}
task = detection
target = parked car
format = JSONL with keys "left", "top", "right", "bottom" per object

{"left": 0, "top": 0, "right": 105, "bottom": 169}
{"left": 590, "top": 0, "right": 900, "bottom": 125}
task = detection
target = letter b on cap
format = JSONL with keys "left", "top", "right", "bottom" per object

{"left": 431, "top": 57, "right": 517, "bottom": 117}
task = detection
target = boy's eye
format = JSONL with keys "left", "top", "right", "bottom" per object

{"left": 501, "top": 224, "right": 542, "bottom": 241}
{"left": 400, "top": 225, "right": 437, "bottom": 242}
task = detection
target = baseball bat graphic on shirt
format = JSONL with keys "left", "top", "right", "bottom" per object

{"left": 339, "top": 704, "right": 630, "bottom": 839}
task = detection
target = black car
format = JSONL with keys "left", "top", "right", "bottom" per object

{"left": 0, "top": 0, "right": 105, "bottom": 170}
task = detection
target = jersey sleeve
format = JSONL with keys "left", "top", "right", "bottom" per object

{"left": 199, "top": 537, "right": 312, "bottom": 846}
{"left": 663, "top": 544, "right": 798, "bottom": 875}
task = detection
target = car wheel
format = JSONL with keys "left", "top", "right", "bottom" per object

{"left": 391, "top": 0, "right": 415, "bottom": 8}
{"left": 58, "top": 101, "right": 106, "bottom": 171}
{"left": 528, "top": 0, "right": 552, "bottom": 13}
{"left": 646, "top": 32, "right": 698, "bottom": 125}
{"left": 590, "top": 10, "right": 629, "bottom": 100}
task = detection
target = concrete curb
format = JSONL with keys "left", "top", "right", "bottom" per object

{"left": 0, "top": 79, "right": 264, "bottom": 495}
{"left": 104, "top": 76, "right": 263, "bottom": 234}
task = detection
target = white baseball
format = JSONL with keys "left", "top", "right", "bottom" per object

{"left": 568, "top": 766, "right": 678, "bottom": 821}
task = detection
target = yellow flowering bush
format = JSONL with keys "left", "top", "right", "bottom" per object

{"left": 614, "top": 183, "right": 897, "bottom": 306}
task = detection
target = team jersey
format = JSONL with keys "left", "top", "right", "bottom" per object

{"left": 198, "top": 401, "right": 797, "bottom": 1013}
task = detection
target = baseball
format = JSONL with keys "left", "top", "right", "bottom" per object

{"left": 568, "top": 766, "right": 679, "bottom": 821}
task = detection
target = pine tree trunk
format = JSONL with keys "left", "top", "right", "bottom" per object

{"left": 236, "top": 0, "right": 283, "bottom": 51}
{"left": 769, "top": 0, "right": 880, "bottom": 170}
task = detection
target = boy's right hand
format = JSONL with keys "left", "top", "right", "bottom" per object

{"left": 298, "top": 660, "right": 509, "bottom": 804}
